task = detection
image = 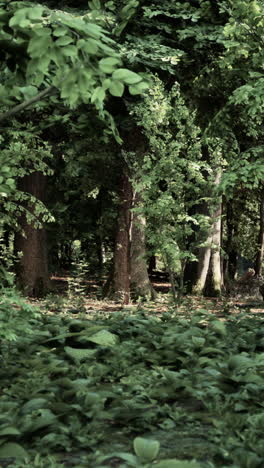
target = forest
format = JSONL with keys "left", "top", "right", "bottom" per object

{"left": 1, "top": 0, "right": 264, "bottom": 467}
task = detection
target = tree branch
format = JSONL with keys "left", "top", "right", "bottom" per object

{"left": 0, "top": 86, "right": 58, "bottom": 123}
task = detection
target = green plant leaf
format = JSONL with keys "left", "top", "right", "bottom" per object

{"left": 56, "top": 36, "right": 73, "bottom": 46}
{"left": 64, "top": 346, "right": 97, "bottom": 362}
{"left": 211, "top": 320, "right": 227, "bottom": 336}
{"left": 20, "top": 398, "right": 49, "bottom": 414}
{"left": 83, "top": 39, "right": 99, "bottom": 54}
{"left": 109, "top": 80, "right": 124, "bottom": 97}
{"left": 53, "top": 26, "right": 67, "bottom": 36}
{"left": 129, "top": 81, "right": 149, "bottom": 95}
{"left": 0, "top": 443, "right": 28, "bottom": 459}
{"left": 99, "top": 57, "right": 120, "bottom": 74}
{"left": 0, "top": 426, "right": 21, "bottom": 436}
{"left": 112, "top": 68, "right": 142, "bottom": 84}
{"left": 87, "top": 329, "right": 118, "bottom": 346}
{"left": 28, "top": 7, "right": 44, "bottom": 20}
{"left": 133, "top": 437, "right": 160, "bottom": 462}
{"left": 62, "top": 45, "right": 78, "bottom": 57}
{"left": 154, "top": 460, "right": 201, "bottom": 468}
{"left": 22, "top": 409, "right": 57, "bottom": 433}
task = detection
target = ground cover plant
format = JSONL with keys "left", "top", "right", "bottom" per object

{"left": 1, "top": 284, "right": 264, "bottom": 468}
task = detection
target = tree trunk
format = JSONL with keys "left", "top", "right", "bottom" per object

{"left": 14, "top": 172, "right": 49, "bottom": 297}
{"left": 111, "top": 171, "right": 132, "bottom": 304}
{"left": 209, "top": 199, "right": 222, "bottom": 295}
{"left": 192, "top": 170, "right": 223, "bottom": 296}
{"left": 148, "top": 255, "right": 156, "bottom": 274}
{"left": 224, "top": 200, "right": 238, "bottom": 280}
{"left": 192, "top": 241, "right": 212, "bottom": 295}
{"left": 254, "top": 188, "right": 264, "bottom": 276}
{"left": 130, "top": 190, "right": 156, "bottom": 300}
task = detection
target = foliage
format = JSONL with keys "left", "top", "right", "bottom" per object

{"left": 0, "top": 124, "right": 54, "bottom": 230}
{"left": 0, "top": 0, "right": 149, "bottom": 115}
{"left": 0, "top": 273, "right": 41, "bottom": 347}
{"left": 0, "top": 300, "right": 264, "bottom": 466}
{"left": 130, "top": 77, "right": 207, "bottom": 281}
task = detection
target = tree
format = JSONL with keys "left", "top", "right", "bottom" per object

{"left": 14, "top": 172, "right": 49, "bottom": 296}
{"left": 0, "top": 0, "right": 148, "bottom": 296}
{"left": 193, "top": 169, "right": 223, "bottom": 296}
{"left": 254, "top": 187, "right": 264, "bottom": 276}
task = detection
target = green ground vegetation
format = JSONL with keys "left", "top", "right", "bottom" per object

{"left": 0, "top": 283, "right": 264, "bottom": 467}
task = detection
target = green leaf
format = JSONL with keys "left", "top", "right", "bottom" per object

{"left": 78, "top": 71, "right": 92, "bottom": 94}
{"left": 85, "top": 23, "right": 102, "bottom": 38}
{"left": 99, "top": 57, "right": 120, "bottom": 74}
{"left": 28, "top": 7, "right": 44, "bottom": 20}
{"left": 83, "top": 39, "right": 99, "bottom": 54}
{"left": 211, "top": 320, "right": 227, "bottom": 336}
{"left": 200, "top": 347, "right": 225, "bottom": 356}
{"left": 0, "top": 426, "right": 21, "bottom": 436}
{"left": 0, "top": 443, "right": 28, "bottom": 459}
{"left": 133, "top": 437, "right": 160, "bottom": 462}
{"left": 19, "top": 85, "right": 38, "bottom": 98}
{"left": 64, "top": 346, "right": 97, "bottom": 362}
{"left": 36, "top": 54, "right": 51, "bottom": 73}
{"left": 22, "top": 409, "right": 57, "bottom": 433}
{"left": 53, "top": 26, "right": 67, "bottom": 37}
{"left": 109, "top": 80, "right": 124, "bottom": 97}
{"left": 62, "top": 45, "right": 78, "bottom": 58}
{"left": 87, "top": 329, "right": 118, "bottom": 346}
{"left": 56, "top": 36, "right": 73, "bottom": 46}
{"left": 192, "top": 336, "right": 206, "bottom": 347}
{"left": 91, "top": 86, "right": 105, "bottom": 104}
{"left": 228, "top": 355, "right": 251, "bottom": 371}
{"left": 128, "top": 81, "right": 149, "bottom": 95}
{"left": 89, "top": 0, "right": 101, "bottom": 9}
{"left": 112, "top": 68, "right": 142, "bottom": 84}
{"left": 20, "top": 398, "right": 49, "bottom": 414}
{"left": 28, "top": 36, "right": 51, "bottom": 58}
{"left": 154, "top": 461, "right": 201, "bottom": 468}
{"left": 83, "top": 392, "right": 101, "bottom": 404}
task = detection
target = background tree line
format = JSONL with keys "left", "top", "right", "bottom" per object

{"left": 0, "top": 0, "right": 264, "bottom": 301}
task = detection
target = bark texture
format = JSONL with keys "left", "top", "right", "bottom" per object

{"left": 210, "top": 200, "right": 222, "bottom": 295}
{"left": 112, "top": 171, "right": 132, "bottom": 304}
{"left": 254, "top": 189, "right": 264, "bottom": 276}
{"left": 192, "top": 241, "right": 212, "bottom": 295}
{"left": 14, "top": 172, "right": 49, "bottom": 297}
{"left": 224, "top": 200, "right": 238, "bottom": 280}
{"left": 193, "top": 170, "right": 223, "bottom": 296}
{"left": 130, "top": 191, "right": 156, "bottom": 300}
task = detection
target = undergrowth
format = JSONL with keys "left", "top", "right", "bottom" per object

{"left": 0, "top": 285, "right": 264, "bottom": 467}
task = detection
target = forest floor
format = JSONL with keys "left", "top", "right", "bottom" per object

{"left": 37, "top": 272, "right": 264, "bottom": 319}
{"left": 1, "top": 274, "right": 264, "bottom": 467}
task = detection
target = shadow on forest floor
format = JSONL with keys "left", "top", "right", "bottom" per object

{"left": 36, "top": 272, "right": 264, "bottom": 318}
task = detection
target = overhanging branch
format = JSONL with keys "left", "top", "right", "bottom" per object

{"left": 0, "top": 86, "right": 58, "bottom": 123}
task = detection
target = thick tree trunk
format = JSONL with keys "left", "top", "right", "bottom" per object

{"left": 254, "top": 188, "right": 264, "bottom": 276}
{"left": 111, "top": 171, "right": 132, "bottom": 304}
{"left": 130, "top": 191, "right": 156, "bottom": 300}
{"left": 14, "top": 172, "right": 49, "bottom": 297}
